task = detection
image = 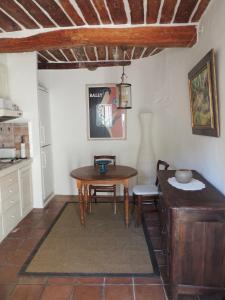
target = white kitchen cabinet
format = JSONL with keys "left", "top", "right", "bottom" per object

{"left": 19, "top": 165, "right": 33, "bottom": 218}
{"left": 0, "top": 159, "right": 33, "bottom": 242}
{"left": 1, "top": 170, "right": 21, "bottom": 237}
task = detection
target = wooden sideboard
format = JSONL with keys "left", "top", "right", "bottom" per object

{"left": 157, "top": 170, "right": 225, "bottom": 300}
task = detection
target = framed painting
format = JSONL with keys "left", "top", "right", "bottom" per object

{"left": 188, "top": 49, "right": 219, "bottom": 137}
{"left": 86, "top": 84, "right": 126, "bottom": 140}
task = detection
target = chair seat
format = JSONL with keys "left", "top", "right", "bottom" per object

{"left": 133, "top": 184, "right": 159, "bottom": 196}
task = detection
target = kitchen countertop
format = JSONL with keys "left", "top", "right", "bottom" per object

{"left": 0, "top": 158, "right": 33, "bottom": 177}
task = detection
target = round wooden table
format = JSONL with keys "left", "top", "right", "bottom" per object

{"left": 71, "top": 165, "right": 137, "bottom": 227}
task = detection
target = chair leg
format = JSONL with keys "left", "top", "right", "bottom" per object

{"left": 113, "top": 186, "right": 117, "bottom": 214}
{"left": 94, "top": 190, "right": 97, "bottom": 203}
{"left": 154, "top": 198, "right": 158, "bottom": 209}
{"left": 136, "top": 195, "right": 142, "bottom": 226}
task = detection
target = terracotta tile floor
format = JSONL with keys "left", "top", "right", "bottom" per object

{"left": 0, "top": 197, "right": 168, "bottom": 299}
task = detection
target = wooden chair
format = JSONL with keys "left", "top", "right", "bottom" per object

{"left": 133, "top": 160, "right": 169, "bottom": 225}
{"left": 89, "top": 155, "right": 117, "bottom": 214}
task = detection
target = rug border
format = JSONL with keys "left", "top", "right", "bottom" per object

{"left": 19, "top": 202, "right": 160, "bottom": 277}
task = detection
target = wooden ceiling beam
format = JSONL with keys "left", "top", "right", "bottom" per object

{"left": 106, "top": 0, "right": 127, "bottom": 24}
{"left": 62, "top": 49, "right": 76, "bottom": 61}
{"left": 191, "top": 0, "right": 211, "bottom": 22}
{"left": 73, "top": 47, "right": 88, "bottom": 61}
{"left": 39, "top": 50, "right": 57, "bottom": 61}
{"left": 59, "top": 0, "right": 85, "bottom": 26}
{"left": 92, "top": 0, "right": 111, "bottom": 24}
{"left": 128, "top": 0, "right": 144, "bottom": 24}
{"left": 160, "top": 0, "right": 178, "bottom": 23}
{"left": 132, "top": 47, "right": 145, "bottom": 59}
{"left": 146, "top": 0, "right": 161, "bottom": 23}
{"left": 174, "top": 0, "right": 199, "bottom": 23}
{"left": 0, "top": 10, "right": 21, "bottom": 32}
{"left": 85, "top": 46, "right": 97, "bottom": 61}
{"left": 75, "top": 0, "right": 100, "bottom": 25}
{"left": 0, "top": 26, "right": 197, "bottom": 53}
{"left": 38, "top": 61, "right": 131, "bottom": 70}
{"left": 18, "top": 0, "right": 56, "bottom": 28}
{"left": 142, "top": 47, "right": 156, "bottom": 58}
{"left": 35, "top": 0, "right": 72, "bottom": 27}
{"left": 97, "top": 46, "right": 106, "bottom": 60}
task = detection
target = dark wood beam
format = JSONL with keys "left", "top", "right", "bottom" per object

{"left": 106, "top": 0, "right": 127, "bottom": 24}
{"left": 18, "top": 0, "right": 56, "bottom": 28}
{"left": 0, "top": 0, "right": 39, "bottom": 29}
{"left": 75, "top": 0, "right": 100, "bottom": 25}
{"left": 92, "top": 0, "right": 111, "bottom": 24}
{"left": 160, "top": 0, "right": 178, "bottom": 23}
{"left": 97, "top": 46, "right": 106, "bottom": 60}
{"left": 0, "top": 26, "right": 197, "bottom": 53}
{"left": 85, "top": 47, "right": 96, "bottom": 61}
{"left": 128, "top": 0, "right": 144, "bottom": 24}
{"left": 59, "top": 0, "right": 85, "bottom": 26}
{"left": 38, "top": 61, "right": 131, "bottom": 70}
{"left": 142, "top": 47, "right": 155, "bottom": 58}
{"left": 132, "top": 47, "right": 145, "bottom": 59}
{"left": 62, "top": 49, "right": 76, "bottom": 61}
{"left": 174, "top": 0, "right": 198, "bottom": 23}
{"left": 191, "top": 0, "right": 211, "bottom": 22}
{"left": 35, "top": 0, "right": 72, "bottom": 26}
{"left": 146, "top": 0, "right": 161, "bottom": 23}
{"left": 0, "top": 10, "right": 21, "bottom": 32}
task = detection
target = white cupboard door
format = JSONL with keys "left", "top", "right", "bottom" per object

{"left": 41, "top": 145, "right": 54, "bottom": 202}
{"left": 38, "top": 88, "right": 51, "bottom": 146}
{"left": 19, "top": 165, "right": 33, "bottom": 217}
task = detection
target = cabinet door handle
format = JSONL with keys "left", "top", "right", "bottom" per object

{"left": 9, "top": 189, "right": 13, "bottom": 193}
{"left": 11, "top": 215, "right": 15, "bottom": 218}
{"left": 10, "top": 200, "right": 15, "bottom": 204}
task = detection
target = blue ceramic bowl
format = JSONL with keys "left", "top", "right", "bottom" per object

{"left": 96, "top": 160, "right": 111, "bottom": 174}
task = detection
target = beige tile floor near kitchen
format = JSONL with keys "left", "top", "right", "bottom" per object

{"left": 0, "top": 196, "right": 200, "bottom": 300}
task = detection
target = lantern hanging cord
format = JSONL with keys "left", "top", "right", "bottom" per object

{"left": 121, "top": 66, "right": 127, "bottom": 83}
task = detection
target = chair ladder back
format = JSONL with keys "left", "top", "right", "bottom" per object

{"left": 155, "top": 160, "right": 169, "bottom": 185}
{"left": 94, "top": 155, "right": 116, "bottom": 166}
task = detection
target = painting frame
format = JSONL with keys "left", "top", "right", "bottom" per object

{"left": 86, "top": 84, "right": 126, "bottom": 140}
{"left": 188, "top": 49, "right": 219, "bottom": 137}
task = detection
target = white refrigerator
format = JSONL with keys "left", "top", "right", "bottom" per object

{"left": 38, "top": 87, "right": 54, "bottom": 203}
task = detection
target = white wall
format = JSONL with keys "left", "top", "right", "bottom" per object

{"left": 38, "top": 58, "right": 164, "bottom": 195}
{"left": 152, "top": 0, "right": 225, "bottom": 194}
{"left": 5, "top": 53, "right": 43, "bottom": 207}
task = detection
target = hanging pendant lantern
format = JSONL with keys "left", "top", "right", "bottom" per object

{"left": 116, "top": 66, "right": 132, "bottom": 109}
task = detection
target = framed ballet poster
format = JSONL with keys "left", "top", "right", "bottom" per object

{"left": 86, "top": 84, "right": 126, "bottom": 140}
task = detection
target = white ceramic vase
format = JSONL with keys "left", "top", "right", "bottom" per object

{"left": 136, "top": 112, "right": 156, "bottom": 185}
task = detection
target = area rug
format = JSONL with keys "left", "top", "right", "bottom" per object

{"left": 20, "top": 202, "right": 159, "bottom": 276}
